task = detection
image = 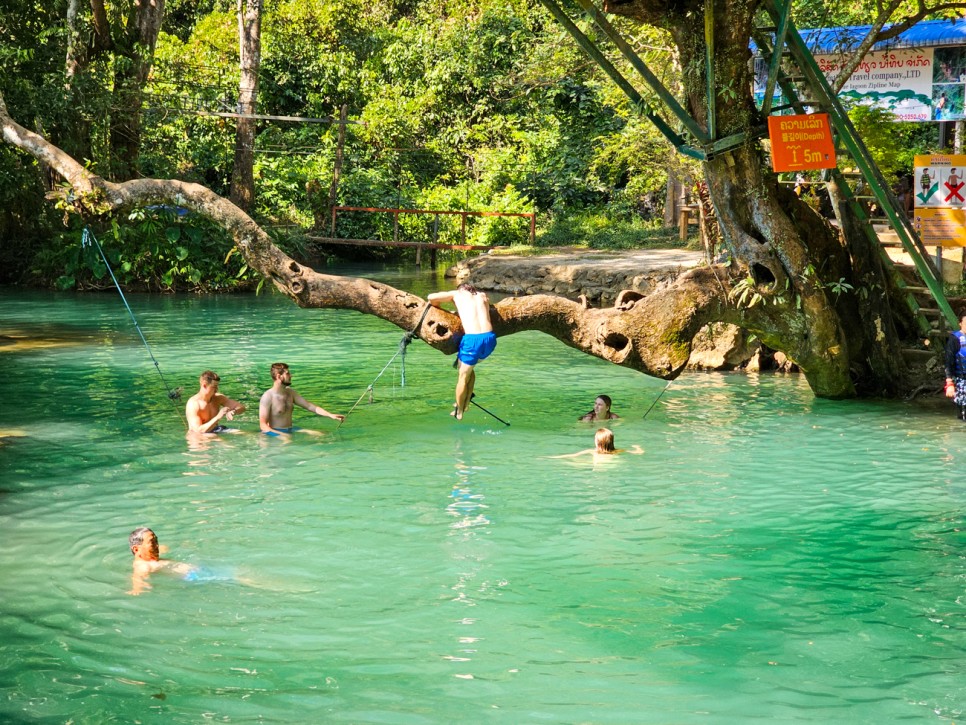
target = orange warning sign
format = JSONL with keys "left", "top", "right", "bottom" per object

{"left": 767, "top": 113, "right": 837, "bottom": 172}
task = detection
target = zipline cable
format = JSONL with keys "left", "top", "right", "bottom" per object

{"left": 82, "top": 227, "right": 188, "bottom": 428}
{"left": 398, "top": 302, "right": 433, "bottom": 387}
{"left": 469, "top": 393, "right": 510, "bottom": 426}
{"left": 337, "top": 345, "right": 401, "bottom": 429}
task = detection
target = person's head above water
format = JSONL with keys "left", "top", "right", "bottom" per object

{"left": 270, "top": 362, "right": 291, "bottom": 385}
{"left": 595, "top": 428, "right": 616, "bottom": 453}
{"left": 580, "top": 394, "right": 618, "bottom": 421}
{"left": 129, "top": 527, "right": 159, "bottom": 561}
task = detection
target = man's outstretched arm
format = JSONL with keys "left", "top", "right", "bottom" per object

{"left": 294, "top": 393, "right": 344, "bottom": 422}
{"left": 427, "top": 291, "right": 454, "bottom": 307}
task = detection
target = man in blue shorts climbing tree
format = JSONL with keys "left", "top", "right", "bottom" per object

{"left": 428, "top": 283, "right": 496, "bottom": 421}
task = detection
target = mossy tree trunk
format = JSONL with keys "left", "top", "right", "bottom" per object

{"left": 604, "top": 0, "right": 911, "bottom": 397}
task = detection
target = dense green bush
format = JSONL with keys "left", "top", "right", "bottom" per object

{"left": 538, "top": 211, "right": 690, "bottom": 250}
{"left": 27, "top": 210, "right": 261, "bottom": 292}
{"left": 2, "top": 0, "right": 693, "bottom": 285}
{"left": 846, "top": 105, "right": 929, "bottom": 180}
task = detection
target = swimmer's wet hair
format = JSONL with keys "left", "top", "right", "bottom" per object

{"left": 200, "top": 370, "right": 220, "bottom": 385}
{"left": 595, "top": 428, "right": 615, "bottom": 453}
{"left": 596, "top": 394, "right": 612, "bottom": 406}
{"left": 457, "top": 282, "right": 478, "bottom": 294}
{"left": 129, "top": 527, "right": 154, "bottom": 552}
{"left": 270, "top": 362, "right": 289, "bottom": 379}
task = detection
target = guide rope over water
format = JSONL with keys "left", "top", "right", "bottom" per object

{"left": 642, "top": 381, "right": 672, "bottom": 420}
{"left": 82, "top": 227, "right": 188, "bottom": 428}
{"left": 339, "top": 302, "right": 433, "bottom": 427}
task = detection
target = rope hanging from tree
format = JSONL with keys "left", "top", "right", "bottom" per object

{"left": 338, "top": 302, "right": 433, "bottom": 428}
{"left": 81, "top": 227, "right": 188, "bottom": 428}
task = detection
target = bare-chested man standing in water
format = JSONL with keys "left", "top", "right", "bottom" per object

{"left": 185, "top": 370, "right": 246, "bottom": 434}
{"left": 428, "top": 283, "right": 497, "bottom": 420}
{"left": 259, "top": 362, "right": 344, "bottom": 435}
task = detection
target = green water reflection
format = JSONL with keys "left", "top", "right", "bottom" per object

{"left": 0, "top": 276, "right": 963, "bottom": 724}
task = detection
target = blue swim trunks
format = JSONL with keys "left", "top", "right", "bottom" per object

{"left": 264, "top": 427, "right": 300, "bottom": 437}
{"left": 458, "top": 332, "right": 497, "bottom": 366}
{"left": 184, "top": 567, "right": 232, "bottom": 583}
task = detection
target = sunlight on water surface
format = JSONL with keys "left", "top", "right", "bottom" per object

{"left": 0, "top": 275, "right": 963, "bottom": 724}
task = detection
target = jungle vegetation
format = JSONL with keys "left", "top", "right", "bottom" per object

{"left": 1, "top": 0, "right": 943, "bottom": 289}
{"left": 0, "top": 0, "right": 962, "bottom": 398}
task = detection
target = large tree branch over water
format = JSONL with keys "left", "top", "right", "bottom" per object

{"left": 1, "top": 92, "right": 764, "bottom": 382}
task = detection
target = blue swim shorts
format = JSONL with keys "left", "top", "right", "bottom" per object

{"left": 184, "top": 567, "right": 231, "bottom": 583}
{"left": 457, "top": 331, "right": 497, "bottom": 366}
{"left": 264, "top": 427, "right": 299, "bottom": 437}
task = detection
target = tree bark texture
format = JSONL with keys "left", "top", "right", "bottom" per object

{"left": 603, "top": 0, "right": 916, "bottom": 397}
{"left": 229, "top": 0, "right": 261, "bottom": 211}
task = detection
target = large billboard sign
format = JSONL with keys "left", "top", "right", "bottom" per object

{"left": 755, "top": 45, "right": 966, "bottom": 122}
{"left": 815, "top": 48, "right": 933, "bottom": 121}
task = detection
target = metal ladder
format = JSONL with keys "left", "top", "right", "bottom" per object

{"left": 755, "top": 0, "right": 956, "bottom": 337}
{"left": 539, "top": 0, "right": 956, "bottom": 344}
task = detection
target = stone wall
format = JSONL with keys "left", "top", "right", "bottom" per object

{"left": 449, "top": 249, "right": 703, "bottom": 306}
{"left": 450, "top": 249, "right": 778, "bottom": 371}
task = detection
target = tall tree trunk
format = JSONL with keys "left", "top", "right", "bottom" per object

{"left": 109, "top": 0, "right": 165, "bottom": 180}
{"left": 229, "top": 0, "right": 262, "bottom": 211}
{"left": 64, "top": 0, "right": 86, "bottom": 80}
{"left": 326, "top": 104, "right": 349, "bottom": 233}
{"left": 604, "top": 0, "right": 912, "bottom": 396}
{"left": 60, "top": 0, "right": 98, "bottom": 164}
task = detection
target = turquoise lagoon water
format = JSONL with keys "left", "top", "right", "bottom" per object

{"left": 0, "top": 272, "right": 963, "bottom": 724}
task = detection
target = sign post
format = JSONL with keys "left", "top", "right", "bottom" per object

{"left": 913, "top": 154, "right": 966, "bottom": 246}
{"left": 914, "top": 153, "right": 966, "bottom": 283}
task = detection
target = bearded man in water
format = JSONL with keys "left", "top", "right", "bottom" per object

{"left": 259, "top": 362, "right": 344, "bottom": 435}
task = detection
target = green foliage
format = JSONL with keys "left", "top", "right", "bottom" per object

{"left": 417, "top": 181, "right": 535, "bottom": 246}
{"left": 538, "top": 211, "right": 688, "bottom": 250}
{"left": 729, "top": 275, "right": 765, "bottom": 309}
{"left": 0, "top": 147, "right": 59, "bottom": 282}
{"left": 3, "top": 0, "right": 686, "bottom": 285}
{"left": 27, "top": 210, "right": 258, "bottom": 292}
{"left": 825, "top": 277, "right": 854, "bottom": 297}
{"left": 847, "top": 104, "right": 925, "bottom": 178}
